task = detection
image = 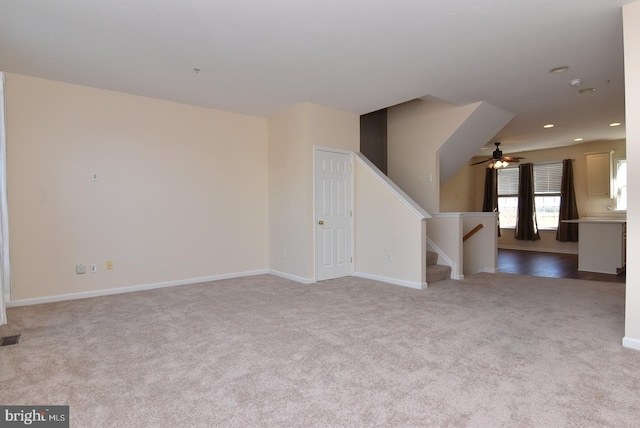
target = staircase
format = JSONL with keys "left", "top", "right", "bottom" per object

{"left": 427, "top": 251, "right": 451, "bottom": 283}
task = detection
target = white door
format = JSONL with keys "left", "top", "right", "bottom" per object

{"left": 315, "top": 149, "right": 353, "bottom": 281}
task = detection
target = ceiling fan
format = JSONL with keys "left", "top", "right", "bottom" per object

{"left": 470, "top": 142, "right": 525, "bottom": 168}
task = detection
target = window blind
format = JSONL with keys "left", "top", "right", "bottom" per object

{"left": 497, "top": 167, "right": 519, "bottom": 195}
{"left": 533, "top": 162, "right": 562, "bottom": 194}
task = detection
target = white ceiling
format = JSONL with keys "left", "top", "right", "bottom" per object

{"left": 0, "top": 0, "right": 631, "bottom": 155}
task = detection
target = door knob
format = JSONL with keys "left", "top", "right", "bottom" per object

{"left": 318, "top": 220, "right": 324, "bottom": 225}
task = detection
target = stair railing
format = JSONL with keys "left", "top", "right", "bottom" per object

{"left": 463, "top": 223, "right": 484, "bottom": 242}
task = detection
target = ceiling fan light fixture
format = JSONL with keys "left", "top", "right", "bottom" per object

{"left": 472, "top": 142, "right": 524, "bottom": 168}
{"left": 489, "top": 160, "right": 509, "bottom": 169}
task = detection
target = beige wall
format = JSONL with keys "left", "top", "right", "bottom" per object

{"left": 458, "top": 139, "right": 626, "bottom": 253}
{"left": 623, "top": 1, "right": 640, "bottom": 347}
{"left": 441, "top": 164, "right": 476, "bottom": 212}
{"left": 268, "top": 104, "right": 311, "bottom": 281}
{"left": 6, "top": 73, "right": 269, "bottom": 300}
{"left": 268, "top": 103, "right": 358, "bottom": 282}
{"left": 462, "top": 213, "right": 498, "bottom": 275}
{"left": 354, "top": 157, "right": 426, "bottom": 287}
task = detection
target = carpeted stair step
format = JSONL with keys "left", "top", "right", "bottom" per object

{"left": 427, "top": 251, "right": 439, "bottom": 266}
{"left": 426, "top": 264, "right": 452, "bottom": 283}
{"left": 426, "top": 250, "right": 451, "bottom": 283}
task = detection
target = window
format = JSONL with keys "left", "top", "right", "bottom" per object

{"left": 614, "top": 158, "right": 627, "bottom": 211}
{"left": 497, "top": 162, "right": 562, "bottom": 230}
{"left": 533, "top": 163, "right": 562, "bottom": 229}
{"left": 497, "top": 167, "right": 518, "bottom": 228}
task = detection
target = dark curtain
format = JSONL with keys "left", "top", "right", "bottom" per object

{"left": 556, "top": 159, "right": 579, "bottom": 241}
{"left": 514, "top": 163, "right": 540, "bottom": 241}
{"left": 482, "top": 167, "right": 501, "bottom": 237}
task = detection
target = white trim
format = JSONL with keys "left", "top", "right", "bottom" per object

{"left": 313, "top": 145, "right": 353, "bottom": 156}
{"left": 622, "top": 337, "right": 640, "bottom": 351}
{"left": 432, "top": 212, "right": 463, "bottom": 218}
{"left": 5, "top": 269, "right": 269, "bottom": 307}
{"left": 498, "top": 245, "right": 578, "bottom": 255}
{"left": 432, "top": 212, "right": 498, "bottom": 218}
{"left": 0, "top": 71, "right": 8, "bottom": 325}
{"left": 269, "top": 269, "right": 315, "bottom": 285}
{"left": 355, "top": 153, "right": 430, "bottom": 220}
{"left": 460, "top": 212, "right": 502, "bottom": 218}
{"left": 354, "top": 272, "right": 427, "bottom": 290}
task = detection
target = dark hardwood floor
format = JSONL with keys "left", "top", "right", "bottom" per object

{"left": 497, "top": 249, "right": 626, "bottom": 283}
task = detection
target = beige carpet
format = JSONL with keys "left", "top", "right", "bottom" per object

{"left": 1, "top": 273, "right": 638, "bottom": 427}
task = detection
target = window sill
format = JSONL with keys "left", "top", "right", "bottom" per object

{"left": 499, "top": 227, "right": 558, "bottom": 231}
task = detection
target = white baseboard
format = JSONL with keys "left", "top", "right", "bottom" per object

{"left": 498, "top": 245, "right": 578, "bottom": 255}
{"left": 5, "top": 269, "right": 269, "bottom": 308}
{"left": 354, "top": 272, "right": 426, "bottom": 290}
{"left": 451, "top": 273, "right": 465, "bottom": 280}
{"left": 268, "top": 270, "right": 315, "bottom": 285}
{"left": 622, "top": 337, "right": 640, "bottom": 351}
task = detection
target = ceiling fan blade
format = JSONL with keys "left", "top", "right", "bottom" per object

{"left": 469, "top": 159, "right": 490, "bottom": 166}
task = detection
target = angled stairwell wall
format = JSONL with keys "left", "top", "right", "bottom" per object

{"left": 438, "top": 102, "right": 515, "bottom": 184}
{"left": 387, "top": 97, "right": 514, "bottom": 214}
{"left": 354, "top": 154, "right": 430, "bottom": 289}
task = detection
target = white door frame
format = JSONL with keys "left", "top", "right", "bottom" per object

{"left": 313, "top": 146, "right": 355, "bottom": 281}
{"left": 0, "top": 72, "right": 9, "bottom": 324}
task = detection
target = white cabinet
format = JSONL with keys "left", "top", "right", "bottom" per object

{"left": 586, "top": 152, "right": 612, "bottom": 198}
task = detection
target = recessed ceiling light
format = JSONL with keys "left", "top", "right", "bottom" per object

{"left": 579, "top": 88, "right": 596, "bottom": 94}
{"left": 574, "top": 137, "right": 584, "bottom": 142}
{"left": 609, "top": 122, "right": 622, "bottom": 127}
{"left": 543, "top": 124, "right": 555, "bottom": 128}
{"left": 549, "top": 66, "right": 570, "bottom": 73}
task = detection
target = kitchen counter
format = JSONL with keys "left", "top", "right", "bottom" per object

{"left": 563, "top": 217, "right": 626, "bottom": 224}
{"left": 563, "top": 217, "right": 626, "bottom": 274}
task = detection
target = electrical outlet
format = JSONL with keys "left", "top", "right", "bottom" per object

{"left": 90, "top": 263, "right": 98, "bottom": 273}
{"left": 387, "top": 252, "right": 393, "bottom": 262}
{"left": 76, "top": 264, "right": 86, "bottom": 274}
{"left": 106, "top": 261, "right": 113, "bottom": 270}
